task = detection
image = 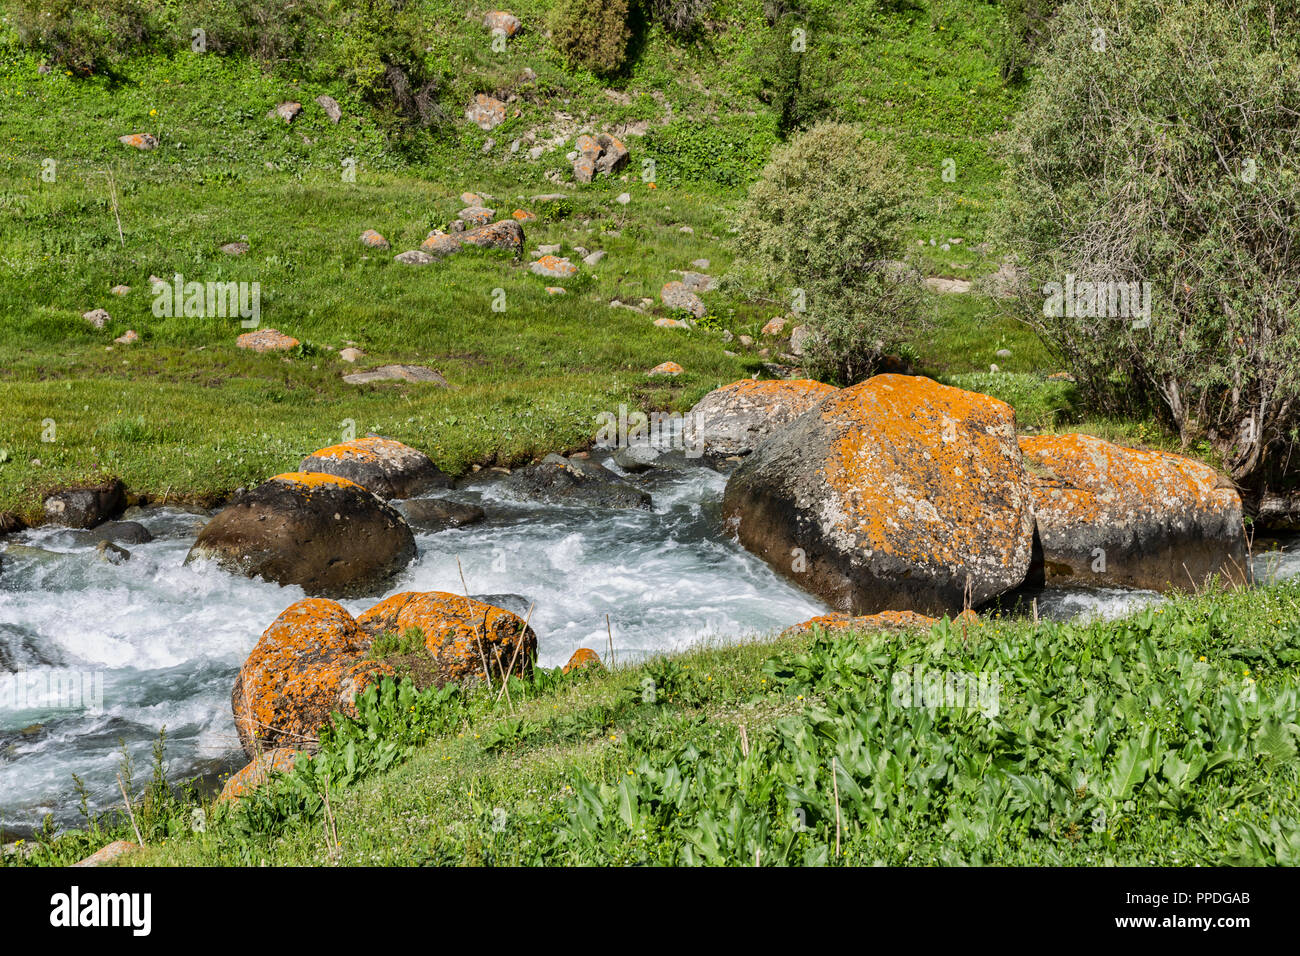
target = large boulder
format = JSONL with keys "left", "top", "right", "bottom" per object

{"left": 722, "top": 374, "right": 1036, "bottom": 616}
{"left": 690, "top": 379, "right": 839, "bottom": 458}
{"left": 500, "top": 454, "right": 651, "bottom": 510}
{"left": 1019, "top": 434, "right": 1247, "bottom": 591}
{"left": 461, "top": 219, "right": 525, "bottom": 256}
{"left": 357, "top": 591, "right": 537, "bottom": 686}
{"left": 299, "top": 437, "right": 450, "bottom": 500}
{"left": 186, "top": 473, "right": 416, "bottom": 597}
{"left": 232, "top": 599, "right": 392, "bottom": 756}
{"left": 43, "top": 479, "right": 126, "bottom": 529}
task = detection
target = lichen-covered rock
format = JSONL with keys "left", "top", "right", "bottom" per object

{"left": 268, "top": 101, "right": 302, "bottom": 124}
{"left": 360, "top": 229, "right": 389, "bottom": 249}
{"left": 342, "top": 364, "right": 449, "bottom": 386}
{"left": 186, "top": 473, "right": 416, "bottom": 597}
{"left": 420, "top": 232, "right": 462, "bottom": 256}
{"left": 512, "top": 208, "right": 536, "bottom": 222}
{"left": 466, "top": 93, "right": 507, "bottom": 131}
{"left": 299, "top": 436, "right": 449, "bottom": 500}
{"left": 459, "top": 206, "right": 494, "bottom": 227}
{"left": 72, "top": 840, "right": 138, "bottom": 867}
{"left": 357, "top": 591, "right": 537, "bottom": 686}
{"left": 394, "top": 250, "right": 435, "bottom": 266}
{"left": 660, "top": 281, "right": 706, "bottom": 318}
{"left": 236, "top": 328, "right": 299, "bottom": 352}
{"left": 689, "top": 379, "right": 838, "bottom": 457}
{"left": 118, "top": 133, "right": 157, "bottom": 150}
{"left": 83, "top": 308, "right": 111, "bottom": 328}
{"left": 648, "top": 361, "right": 683, "bottom": 376}
{"left": 1019, "top": 434, "right": 1247, "bottom": 591}
{"left": 595, "top": 134, "right": 629, "bottom": 176}
{"left": 783, "top": 608, "right": 979, "bottom": 637}
{"left": 316, "top": 94, "right": 342, "bottom": 123}
{"left": 460, "top": 219, "right": 525, "bottom": 257}
{"left": 562, "top": 647, "right": 602, "bottom": 674}
{"left": 44, "top": 479, "right": 126, "bottom": 529}
{"left": 218, "top": 748, "right": 301, "bottom": 803}
{"left": 232, "top": 599, "right": 392, "bottom": 756}
{"left": 531, "top": 255, "right": 578, "bottom": 278}
{"left": 722, "top": 374, "right": 1036, "bottom": 616}
{"left": 500, "top": 454, "right": 651, "bottom": 510}
{"left": 484, "top": 10, "right": 522, "bottom": 36}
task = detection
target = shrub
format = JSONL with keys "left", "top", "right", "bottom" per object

{"left": 550, "top": 0, "right": 632, "bottom": 75}
{"left": 643, "top": 0, "right": 711, "bottom": 36}
{"left": 999, "top": 0, "right": 1300, "bottom": 504}
{"left": 995, "top": 0, "right": 1062, "bottom": 84}
{"left": 729, "top": 122, "right": 924, "bottom": 385}
{"left": 11, "top": 0, "right": 160, "bottom": 74}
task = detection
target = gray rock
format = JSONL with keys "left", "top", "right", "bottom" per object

{"left": 315, "top": 95, "right": 342, "bottom": 123}
{"left": 394, "top": 250, "right": 435, "bottom": 266}
{"left": 44, "top": 480, "right": 126, "bottom": 529}
{"left": 392, "top": 498, "right": 486, "bottom": 532}
{"left": 342, "top": 364, "right": 449, "bottom": 386}
{"left": 94, "top": 541, "right": 130, "bottom": 565}
{"left": 501, "top": 455, "right": 651, "bottom": 510}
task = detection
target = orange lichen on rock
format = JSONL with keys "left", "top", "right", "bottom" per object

{"left": 562, "top": 647, "right": 603, "bottom": 674}
{"left": 1019, "top": 433, "right": 1247, "bottom": 590}
{"left": 217, "top": 748, "right": 301, "bottom": 804}
{"left": 72, "top": 840, "right": 139, "bottom": 867}
{"left": 269, "top": 471, "right": 365, "bottom": 490}
{"left": 232, "top": 599, "right": 393, "bottom": 756}
{"left": 357, "top": 591, "right": 537, "bottom": 685}
{"left": 303, "top": 437, "right": 406, "bottom": 466}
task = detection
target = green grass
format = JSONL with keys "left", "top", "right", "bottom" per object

{"left": 9, "top": 579, "right": 1299, "bottom": 866}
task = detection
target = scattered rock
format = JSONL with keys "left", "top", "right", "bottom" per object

{"left": 342, "top": 364, "right": 449, "bottom": 386}
{"left": 562, "top": 648, "right": 603, "bottom": 674}
{"left": 110, "top": 284, "right": 130, "bottom": 295}
{"left": 784, "top": 609, "right": 944, "bottom": 637}
{"left": 44, "top": 480, "right": 126, "bottom": 529}
{"left": 761, "top": 316, "right": 787, "bottom": 337}
{"left": 691, "top": 258, "right": 710, "bottom": 270}
{"left": 660, "top": 281, "right": 705, "bottom": 318}
{"left": 1047, "top": 372, "right": 1076, "bottom": 382}
{"left": 545, "top": 286, "right": 565, "bottom": 295}
{"left": 391, "top": 499, "right": 486, "bottom": 532}
{"left": 220, "top": 241, "right": 250, "bottom": 255}
{"left": 531, "top": 255, "right": 578, "bottom": 278}
{"left": 82, "top": 308, "right": 111, "bottom": 329}
{"left": 648, "top": 361, "right": 683, "bottom": 376}
{"left": 316, "top": 95, "right": 342, "bottom": 123}
{"left": 466, "top": 93, "right": 507, "bottom": 131}
{"left": 995, "top": 348, "right": 1012, "bottom": 359}
{"left": 1020, "top": 434, "right": 1247, "bottom": 592}
{"left": 461, "top": 191, "right": 484, "bottom": 205}
{"left": 582, "top": 250, "right": 606, "bottom": 267}
{"left": 187, "top": 473, "right": 416, "bottom": 597}
{"left": 299, "top": 436, "right": 450, "bottom": 500}
{"left": 460, "top": 206, "right": 494, "bottom": 227}
{"left": 484, "top": 10, "right": 522, "bottom": 37}
{"left": 73, "top": 841, "right": 138, "bottom": 867}
{"left": 924, "top": 276, "right": 972, "bottom": 294}
{"left": 738, "top": 335, "right": 754, "bottom": 347}
{"left": 394, "top": 249, "right": 435, "bottom": 266}
{"left": 501, "top": 454, "right": 651, "bottom": 510}
{"left": 689, "top": 379, "right": 837, "bottom": 458}
{"left": 339, "top": 347, "right": 364, "bottom": 362}
{"left": 114, "top": 330, "right": 139, "bottom": 345}
{"left": 420, "top": 232, "right": 462, "bottom": 257}
{"left": 236, "top": 328, "right": 299, "bottom": 352}
{"left": 572, "top": 133, "right": 629, "bottom": 182}
{"left": 218, "top": 749, "right": 301, "bottom": 803}
{"left": 512, "top": 208, "right": 537, "bottom": 222}
{"left": 118, "top": 133, "right": 157, "bottom": 150}
{"left": 679, "top": 272, "right": 715, "bottom": 293}
{"left": 267, "top": 101, "right": 302, "bottom": 124}
{"left": 679, "top": 225, "right": 694, "bottom": 234}
{"left": 616, "top": 192, "right": 631, "bottom": 205}
{"left": 722, "top": 374, "right": 1036, "bottom": 616}
{"left": 360, "top": 229, "right": 390, "bottom": 249}
{"left": 654, "top": 317, "right": 690, "bottom": 329}
{"left": 788, "top": 324, "right": 811, "bottom": 357}
{"left": 83, "top": 520, "right": 153, "bottom": 545}
{"left": 461, "top": 219, "right": 525, "bottom": 256}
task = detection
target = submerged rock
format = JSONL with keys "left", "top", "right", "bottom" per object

{"left": 500, "top": 454, "right": 651, "bottom": 510}
{"left": 44, "top": 480, "right": 125, "bottom": 529}
{"left": 392, "top": 498, "right": 486, "bottom": 532}
{"left": 299, "top": 437, "right": 449, "bottom": 500}
{"left": 1019, "top": 434, "right": 1247, "bottom": 591}
{"left": 722, "top": 374, "right": 1036, "bottom": 617}
{"left": 187, "top": 473, "right": 416, "bottom": 598}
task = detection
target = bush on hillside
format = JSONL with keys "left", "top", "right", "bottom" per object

{"left": 729, "top": 122, "right": 924, "bottom": 385}
{"left": 1000, "top": 0, "right": 1300, "bottom": 503}
{"left": 995, "top": 0, "right": 1062, "bottom": 83}
{"left": 643, "top": 0, "right": 712, "bottom": 35}
{"left": 550, "top": 0, "right": 632, "bottom": 75}
{"left": 11, "top": 0, "right": 160, "bottom": 74}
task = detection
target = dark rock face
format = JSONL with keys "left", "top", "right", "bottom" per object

{"left": 43, "top": 480, "right": 126, "bottom": 529}
{"left": 1019, "top": 434, "right": 1247, "bottom": 591}
{"left": 500, "top": 454, "right": 651, "bottom": 510}
{"left": 299, "top": 437, "right": 450, "bottom": 500}
{"left": 393, "top": 498, "right": 486, "bottom": 532}
{"left": 722, "top": 374, "right": 1036, "bottom": 617}
{"left": 81, "top": 520, "right": 154, "bottom": 545}
{"left": 186, "top": 473, "right": 416, "bottom": 598}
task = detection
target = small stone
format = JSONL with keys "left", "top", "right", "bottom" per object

{"left": 461, "top": 192, "right": 483, "bottom": 205}
{"left": 738, "top": 335, "right": 754, "bottom": 347}
{"left": 118, "top": 133, "right": 157, "bottom": 150}
{"left": 648, "top": 361, "right": 683, "bottom": 376}
{"left": 679, "top": 225, "right": 694, "bottom": 234}
{"left": 484, "top": 11, "right": 522, "bottom": 37}
{"left": 110, "top": 285, "right": 130, "bottom": 295}
{"left": 316, "top": 95, "right": 342, "bottom": 123}
{"left": 512, "top": 208, "right": 537, "bottom": 222}
{"left": 789, "top": 325, "right": 811, "bottom": 356}
{"left": 339, "top": 348, "right": 364, "bottom": 362}
{"left": 990, "top": 364, "right": 1001, "bottom": 373}
{"left": 114, "top": 330, "right": 140, "bottom": 345}
{"left": 360, "top": 229, "right": 390, "bottom": 249}
{"left": 679, "top": 271, "right": 715, "bottom": 293}
{"left": 94, "top": 540, "right": 130, "bottom": 565}
{"left": 545, "top": 286, "right": 566, "bottom": 295}
{"left": 761, "top": 316, "right": 787, "bottom": 337}
{"left": 616, "top": 192, "right": 631, "bottom": 205}
{"left": 466, "top": 93, "right": 507, "bottom": 131}
{"left": 237, "top": 329, "right": 300, "bottom": 352}
{"left": 582, "top": 250, "right": 606, "bottom": 266}
{"left": 691, "top": 258, "right": 710, "bottom": 270}
{"left": 82, "top": 308, "right": 110, "bottom": 329}
{"left": 654, "top": 317, "right": 690, "bottom": 329}
{"left": 460, "top": 206, "right": 494, "bottom": 226}
{"left": 537, "top": 244, "right": 562, "bottom": 255}
{"left": 661, "top": 281, "right": 706, "bottom": 319}
{"left": 531, "top": 255, "right": 578, "bottom": 278}
{"left": 342, "top": 365, "right": 449, "bottom": 386}
{"left": 395, "top": 250, "right": 435, "bottom": 265}
{"left": 268, "top": 101, "right": 302, "bottom": 124}
{"left": 995, "top": 348, "right": 1012, "bottom": 358}
{"left": 482, "top": 138, "right": 495, "bottom": 154}
{"left": 220, "top": 241, "right": 250, "bottom": 255}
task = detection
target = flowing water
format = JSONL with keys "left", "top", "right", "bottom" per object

{"left": 1, "top": 455, "right": 1295, "bottom": 836}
